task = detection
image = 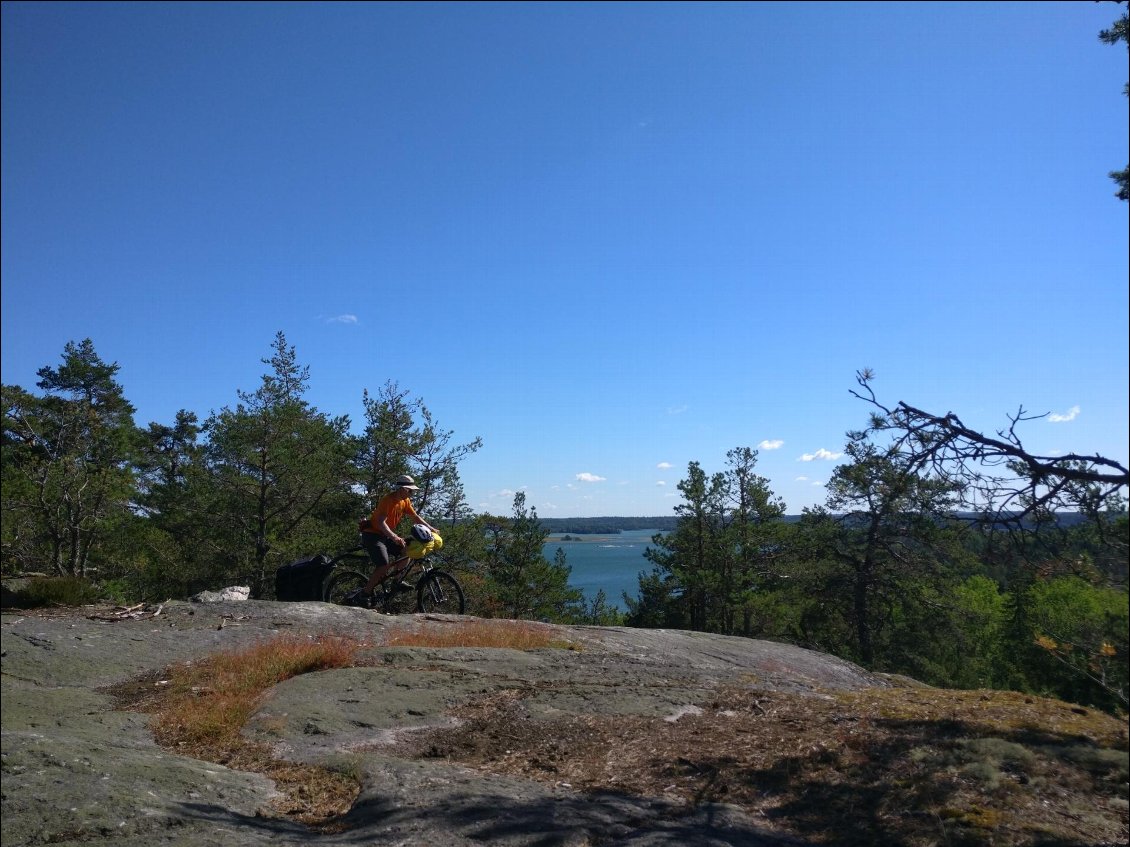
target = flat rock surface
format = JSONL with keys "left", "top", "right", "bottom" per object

{"left": 2, "top": 600, "right": 888, "bottom": 846}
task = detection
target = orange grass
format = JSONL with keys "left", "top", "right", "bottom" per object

{"left": 156, "top": 634, "right": 363, "bottom": 746}
{"left": 122, "top": 633, "right": 371, "bottom": 827}
{"left": 133, "top": 626, "right": 573, "bottom": 826}
{"left": 384, "top": 619, "right": 575, "bottom": 650}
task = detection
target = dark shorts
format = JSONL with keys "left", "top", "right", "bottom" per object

{"left": 360, "top": 533, "right": 405, "bottom": 568}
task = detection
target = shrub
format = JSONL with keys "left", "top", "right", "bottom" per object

{"left": 7, "top": 576, "right": 101, "bottom": 608}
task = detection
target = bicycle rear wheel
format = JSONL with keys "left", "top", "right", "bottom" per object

{"left": 324, "top": 569, "right": 369, "bottom": 605}
{"left": 416, "top": 570, "right": 465, "bottom": 614}
{"left": 321, "top": 554, "right": 369, "bottom": 602}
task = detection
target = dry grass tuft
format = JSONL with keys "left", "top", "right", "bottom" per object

{"left": 155, "top": 634, "right": 361, "bottom": 745}
{"left": 126, "top": 634, "right": 367, "bottom": 826}
{"left": 110, "top": 624, "right": 575, "bottom": 828}
{"left": 384, "top": 619, "right": 576, "bottom": 651}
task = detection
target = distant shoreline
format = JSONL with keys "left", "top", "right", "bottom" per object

{"left": 537, "top": 517, "right": 679, "bottom": 535}
{"left": 545, "top": 532, "right": 660, "bottom": 544}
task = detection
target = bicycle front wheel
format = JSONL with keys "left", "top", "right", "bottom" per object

{"left": 325, "top": 569, "right": 369, "bottom": 605}
{"left": 416, "top": 570, "right": 465, "bottom": 614}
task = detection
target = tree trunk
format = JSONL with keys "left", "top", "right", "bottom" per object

{"left": 854, "top": 563, "right": 873, "bottom": 665}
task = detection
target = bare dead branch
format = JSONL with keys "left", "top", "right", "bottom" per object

{"left": 850, "top": 372, "right": 1128, "bottom": 528}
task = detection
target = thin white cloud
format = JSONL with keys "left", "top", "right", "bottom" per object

{"left": 657, "top": 461, "right": 673, "bottom": 469}
{"left": 795, "top": 476, "right": 809, "bottom": 482}
{"left": 1048, "top": 405, "right": 1080, "bottom": 423}
{"left": 656, "top": 480, "right": 667, "bottom": 486}
{"left": 542, "top": 502, "right": 558, "bottom": 510}
{"left": 799, "top": 448, "right": 843, "bottom": 462}
{"left": 666, "top": 405, "right": 687, "bottom": 416}
{"left": 576, "top": 472, "right": 606, "bottom": 483}
{"left": 327, "top": 314, "right": 359, "bottom": 324}
{"left": 758, "top": 439, "right": 784, "bottom": 450}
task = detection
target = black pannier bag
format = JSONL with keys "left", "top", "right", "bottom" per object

{"left": 275, "top": 554, "right": 334, "bottom": 601}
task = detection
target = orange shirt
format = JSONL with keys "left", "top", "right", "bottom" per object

{"left": 368, "top": 492, "right": 419, "bottom": 536}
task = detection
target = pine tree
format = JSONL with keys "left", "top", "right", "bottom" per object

{"left": 630, "top": 451, "right": 787, "bottom": 634}
{"left": 356, "top": 381, "right": 481, "bottom": 524}
{"left": 1, "top": 340, "right": 138, "bottom": 576}
{"left": 199, "top": 332, "right": 357, "bottom": 595}
{"left": 819, "top": 434, "right": 966, "bottom": 666}
{"left": 480, "top": 492, "right": 584, "bottom": 620}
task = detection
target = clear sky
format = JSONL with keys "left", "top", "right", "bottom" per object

{"left": 3, "top": 1, "right": 1127, "bottom": 518}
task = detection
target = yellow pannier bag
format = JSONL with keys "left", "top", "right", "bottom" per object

{"left": 405, "top": 528, "right": 443, "bottom": 560}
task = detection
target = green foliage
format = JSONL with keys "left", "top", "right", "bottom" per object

{"left": 945, "top": 575, "right": 1010, "bottom": 689}
{"left": 633, "top": 459, "right": 725, "bottom": 631}
{"left": 1100, "top": 2, "right": 1129, "bottom": 201}
{"left": 1026, "top": 575, "right": 1128, "bottom": 710}
{"left": 2, "top": 340, "right": 139, "bottom": 577}
{"left": 628, "top": 425, "right": 1128, "bottom": 713}
{"left": 633, "top": 436, "right": 974, "bottom": 672}
{"left": 476, "top": 492, "right": 585, "bottom": 621}
{"left": 357, "top": 381, "right": 481, "bottom": 525}
{"left": 816, "top": 434, "right": 968, "bottom": 666}
{"left": 189, "top": 333, "right": 361, "bottom": 596}
{"left": 623, "top": 565, "right": 685, "bottom": 629}
{"left": 1, "top": 333, "right": 482, "bottom": 604}
{"left": 8, "top": 575, "right": 101, "bottom": 608}
{"left": 568, "top": 588, "right": 625, "bottom": 627}
{"left": 123, "top": 409, "right": 220, "bottom": 600}
{"left": 626, "top": 448, "right": 788, "bottom": 635}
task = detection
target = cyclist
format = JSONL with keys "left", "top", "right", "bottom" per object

{"left": 344, "top": 474, "right": 439, "bottom": 608}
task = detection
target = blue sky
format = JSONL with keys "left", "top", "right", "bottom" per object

{"left": 3, "top": 1, "right": 1127, "bottom": 518}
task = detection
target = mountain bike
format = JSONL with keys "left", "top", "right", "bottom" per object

{"left": 321, "top": 543, "right": 465, "bottom": 615}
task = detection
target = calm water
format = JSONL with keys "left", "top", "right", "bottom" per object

{"left": 543, "top": 529, "right": 662, "bottom": 610}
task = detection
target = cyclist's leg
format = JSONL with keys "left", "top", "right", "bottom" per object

{"left": 389, "top": 554, "right": 415, "bottom": 589}
{"left": 359, "top": 534, "right": 394, "bottom": 595}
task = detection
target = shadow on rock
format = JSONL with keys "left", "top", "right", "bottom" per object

{"left": 336, "top": 788, "right": 808, "bottom": 846}
{"left": 173, "top": 802, "right": 313, "bottom": 839}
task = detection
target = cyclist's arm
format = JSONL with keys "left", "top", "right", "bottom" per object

{"left": 405, "top": 502, "right": 436, "bottom": 532}
{"left": 375, "top": 515, "right": 402, "bottom": 543}
{"left": 372, "top": 500, "right": 406, "bottom": 546}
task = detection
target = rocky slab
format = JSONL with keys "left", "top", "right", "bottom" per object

{"left": 2, "top": 601, "right": 887, "bottom": 846}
